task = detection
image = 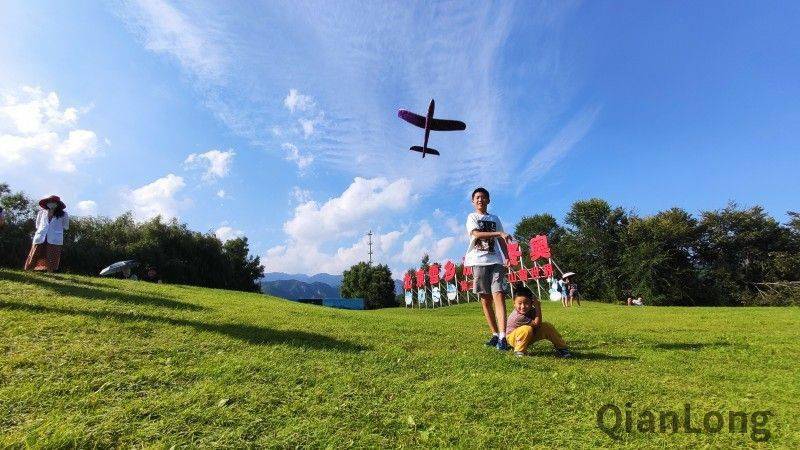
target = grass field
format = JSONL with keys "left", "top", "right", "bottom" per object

{"left": 1, "top": 268, "right": 798, "bottom": 448}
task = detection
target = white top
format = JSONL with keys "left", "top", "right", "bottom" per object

{"left": 32, "top": 209, "right": 69, "bottom": 245}
{"left": 464, "top": 212, "right": 505, "bottom": 266}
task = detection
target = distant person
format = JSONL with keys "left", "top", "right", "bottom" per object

{"left": 506, "top": 286, "right": 571, "bottom": 357}
{"left": 626, "top": 295, "right": 644, "bottom": 306}
{"left": 567, "top": 279, "right": 579, "bottom": 306}
{"left": 144, "top": 267, "right": 161, "bottom": 283}
{"left": 121, "top": 267, "right": 138, "bottom": 281}
{"left": 464, "top": 187, "right": 511, "bottom": 351}
{"left": 0, "top": 206, "right": 5, "bottom": 227}
{"left": 24, "top": 195, "right": 69, "bottom": 273}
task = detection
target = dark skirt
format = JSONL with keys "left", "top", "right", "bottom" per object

{"left": 24, "top": 242, "right": 62, "bottom": 272}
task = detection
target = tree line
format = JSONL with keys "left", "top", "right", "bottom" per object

{"left": 394, "top": 199, "right": 798, "bottom": 307}
{"left": 514, "top": 199, "right": 800, "bottom": 306}
{"left": 0, "top": 182, "right": 263, "bottom": 292}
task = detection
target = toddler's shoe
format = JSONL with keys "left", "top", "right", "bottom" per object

{"left": 485, "top": 335, "right": 499, "bottom": 347}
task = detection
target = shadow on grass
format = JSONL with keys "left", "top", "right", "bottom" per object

{"left": 653, "top": 341, "right": 737, "bottom": 351}
{"left": 0, "top": 271, "right": 203, "bottom": 311}
{"left": 0, "top": 301, "right": 369, "bottom": 352}
{"left": 566, "top": 351, "right": 637, "bottom": 361}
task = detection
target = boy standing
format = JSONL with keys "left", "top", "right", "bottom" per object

{"left": 465, "top": 187, "right": 511, "bottom": 350}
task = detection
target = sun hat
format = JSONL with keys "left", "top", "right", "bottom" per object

{"left": 38, "top": 195, "right": 66, "bottom": 210}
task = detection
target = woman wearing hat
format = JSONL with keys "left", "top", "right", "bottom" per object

{"left": 24, "top": 195, "right": 69, "bottom": 272}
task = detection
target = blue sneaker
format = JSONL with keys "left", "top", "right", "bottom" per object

{"left": 496, "top": 337, "right": 510, "bottom": 351}
{"left": 555, "top": 348, "right": 572, "bottom": 358}
{"left": 485, "top": 335, "right": 499, "bottom": 347}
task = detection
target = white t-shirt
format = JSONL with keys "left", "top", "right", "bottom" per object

{"left": 464, "top": 212, "right": 505, "bottom": 266}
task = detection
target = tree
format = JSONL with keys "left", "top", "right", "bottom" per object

{"left": 1, "top": 181, "right": 264, "bottom": 292}
{"left": 223, "top": 237, "right": 264, "bottom": 292}
{"left": 621, "top": 208, "right": 704, "bottom": 305}
{"left": 698, "top": 203, "right": 790, "bottom": 304}
{"left": 341, "top": 262, "right": 397, "bottom": 309}
{"left": 559, "top": 199, "right": 628, "bottom": 301}
{"left": 0, "top": 183, "right": 37, "bottom": 267}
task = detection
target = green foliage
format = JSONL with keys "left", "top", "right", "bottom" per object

{"left": 558, "top": 199, "right": 628, "bottom": 301}
{"left": 0, "top": 182, "right": 263, "bottom": 292}
{"left": 516, "top": 200, "right": 799, "bottom": 305}
{"left": 341, "top": 262, "right": 397, "bottom": 309}
{"left": 621, "top": 209, "right": 705, "bottom": 305}
{"left": 1, "top": 269, "right": 799, "bottom": 447}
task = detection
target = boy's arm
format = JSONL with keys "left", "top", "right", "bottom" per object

{"left": 532, "top": 299, "right": 542, "bottom": 329}
{"left": 497, "top": 237, "right": 510, "bottom": 263}
{"left": 470, "top": 230, "right": 509, "bottom": 240}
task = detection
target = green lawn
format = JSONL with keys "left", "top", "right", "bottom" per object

{"left": 1, "top": 269, "right": 798, "bottom": 448}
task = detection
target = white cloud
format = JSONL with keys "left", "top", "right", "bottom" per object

{"left": 284, "top": 177, "right": 412, "bottom": 242}
{"left": 119, "top": 0, "right": 228, "bottom": 83}
{"left": 216, "top": 189, "right": 227, "bottom": 198}
{"left": 0, "top": 86, "right": 99, "bottom": 173}
{"left": 283, "top": 89, "right": 314, "bottom": 113}
{"left": 215, "top": 225, "right": 244, "bottom": 242}
{"left": 298, "top": 118, "right": 315, "bottom": 138}
{"left": 400, "top": 222, "right": 434, "bottom": 265}
{"left": 290, "top": 186, "right": 311, "bottom": 203}
{"left": 380, "top": 230, "right": 403, "bottom": 253}
{"left": 518, "top": 106, "right": 601, "bottom": 193}
{"left": 262, "top": 177, "right": 417, "bottom": 276}
{"left": 259, "top": 177, "right": 468, "bottom": 276}
{"left": 126, "top": 173, "right": 188, "bottom": 220}
{"left": 184, "top": 148, "right": 235, "bottom": 180}
{"left": 76, "top": 200, "right": 98, "bottom": 216}
{"left": 282, "top": 143, "right": 314, "bottom": 170}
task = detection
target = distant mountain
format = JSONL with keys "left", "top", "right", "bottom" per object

{"left": 261, "top": 272, "right": 403, "bottom": 294}
{"left": 260, "top": 279, "right": 340, "bottom": 300}
{"left": 262, "top": 272, "right": 344, "bottom": 288}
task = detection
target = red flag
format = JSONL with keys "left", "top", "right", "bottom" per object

{"left": 443, "top": 261, "right": 456, "bottom": 282}
{"left": 517, "top": 268, "right": 529, "bottom": 281}
{"left": 542, "top": 263, "right": 554, "bottom": 278}
{"left": 428, "top": 264, "right": 441, "bottom": 285}
{"left": 507, "top": 241, "right": 522, "bottom": 266}
{"left": 529, "top": 267, "right": 541, "bottom": 279}
{"left": 416, "top": 269, "right": 426, "bottom": 287}
{"left": 459, "top": 280, "right": 470, "bottom": 291}
{"left": 529, "top": 235, "right": 551, "bottom": 260}
{"left": 403, "top": 273, "right": 412, "bottom": 291}
{"left": 463, "top": 266, "right": 473, "bottom": 276}
{"left": 507, "top": 271, "right": 518, "bottom": 283}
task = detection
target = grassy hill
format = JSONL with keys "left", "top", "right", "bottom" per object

{"left": 1, "top": 269, "right": 798, "bottom": 448}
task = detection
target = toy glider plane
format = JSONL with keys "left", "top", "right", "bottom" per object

{"left": 398, "top": 99, "right": 466, "bottom": 157}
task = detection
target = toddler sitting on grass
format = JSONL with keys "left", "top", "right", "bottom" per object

{"left": 506, "top": 286, "right": 572, "bottom": 358}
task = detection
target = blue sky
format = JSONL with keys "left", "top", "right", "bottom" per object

{"left": 2, "top": 0, "right": 798, "bottom": 276}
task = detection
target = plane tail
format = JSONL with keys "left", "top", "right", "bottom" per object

{"left": 410, "top": 146, "right": 440, "bottom": 156}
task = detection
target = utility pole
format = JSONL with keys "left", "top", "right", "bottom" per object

{"left": 366, "top": 230, "right": 373, "bottom": 265}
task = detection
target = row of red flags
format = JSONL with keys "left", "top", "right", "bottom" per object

{"left": 403, "top": 235, "right": 554, "bottom": 292}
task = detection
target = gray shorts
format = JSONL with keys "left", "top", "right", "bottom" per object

{"left": 472, "top": 264, "right": 505, "bottom": 294}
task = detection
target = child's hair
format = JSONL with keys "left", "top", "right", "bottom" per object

{"left": 471, "top": 187, "right": 490, "bottom": 199}
{"left": 514, "top": 285, "right": 534, "bottom": 301}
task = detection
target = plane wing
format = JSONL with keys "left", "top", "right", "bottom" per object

{"left": 398, "top": 110, "right": 426, "bottom": 128}
{"left": 429, "top": 118, "right": 466, "bottom": 131}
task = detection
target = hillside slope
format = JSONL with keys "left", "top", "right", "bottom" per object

{"left": 1, "top": 269, "right": 798, "bottom": 447}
